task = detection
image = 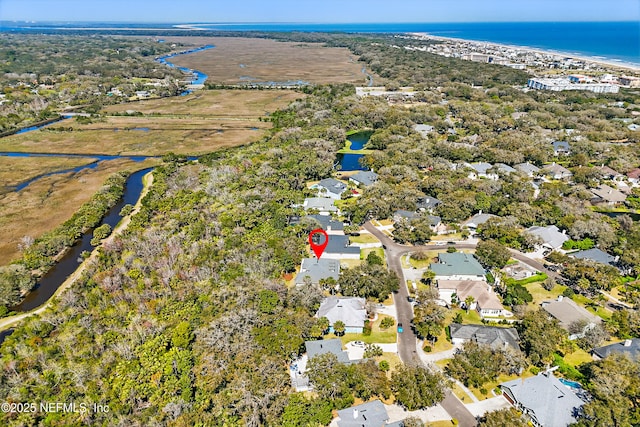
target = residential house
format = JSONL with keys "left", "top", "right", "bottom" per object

{"left": 316, "top": 296, "right": 367, "bottom": 333}
{"left": 552, "top": 140, "right": 571, "bottom": 156}
{"left": 303, "top": 197, "right": 339, "bottom": 214}
{"left": 324, "top": 234, "right": 361, "bottom": 260}
{"left": 416, "top": 196, "right": 441, "bottom": 212}
{"left": 595, "top": 165, "right": 622, "bottom": 181}
{"left": 515, "top": 162, "right": 541, "bottom": 177}
{"left": 414, "top": 123, "right": 434, "bottom": 137}
{"left": 461, "top": 212, "right": 497, "bottom": 232}
{"left": 449, "top": 323, "right": 520, "bottom": 351}
{"left": 495, "top": 163, "right": 516, "bottom": 175}
{"left": 527, "top": 225, "right": 569, "bottom": 251}
{"left": 590, "top": 184, "right": 627, "bottom": 206}
{"left": 429, "top": 252, "right": 486, "bottom": 281}
{"left": 294, "top": 258, "right": 340, "bottom": 287}
{"left": 305, "top": 339, "right": 350, "bottom": 363}
{"left": 437, "top": 280, "right": 511, "bottom": 318}
{"left": 500, "top": 370, "right": 585, "bottom": 427}
{"left": 317, "top": 178, "right": 347, "bottom": 199}
{"left": 592, "top": 339, "right": 640, "bottom": 360}
{"left": 569, "top": 248, "right": 617, "bottom": 267}
{"left": 393, "top": 210, "right": 418, "bottom": 221}
{"left": 466, "top": 162, "right": 498, "bottom": 180}
{"left": 335, "top": 400, "right": 402, "bottom": 427}
{"left": 349, "top": 171, "right": 378, "bottom": 187}
{"left": 295, "top": 214, "right": 344, "bottom": 235}
{"left": 626, "top": 168, "right": 640, "bottom": 185}
{"left": 542, "top": 163, "right": 572, "bottom": 180}
{"left": 541, "top": 296, "right": 602, "bottom": 340}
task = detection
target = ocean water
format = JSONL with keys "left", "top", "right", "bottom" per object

{"left": 189, "top": 21, "right": 640, "bottom": 66}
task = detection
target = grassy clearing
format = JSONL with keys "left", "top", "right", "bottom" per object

{"left": 0, "top": 157, "right": 98, "bottom": 188}
{"left": 467, "top": 370, "right": 535, "bottom": 401}
{"left": 361, "top": 247, "right": 385, "bottom": 266}
{"left": 564, "top": 348, "right": 594, "bottom": 366}
{"left": 337, "top": 139, "right": 375, "bottom": 155}
{"left": 161, "top": 36, "right": 371, "bottom": 85}
{"left": 349, "top": 233, "right": 380, "bottom": 244}
{"left": 526, "top": 280, "right": 565, "bottom": 304}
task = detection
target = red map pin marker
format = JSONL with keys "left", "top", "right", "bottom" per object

{"left": 309, "top": 228, "right": 329, "bottom": 260}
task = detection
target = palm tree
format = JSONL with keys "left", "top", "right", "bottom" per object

{"left": 464, "top": 296, "right": 475, "bottom": 314}
{"left": 333, "top": 320, "right": 346, "bottom": 336}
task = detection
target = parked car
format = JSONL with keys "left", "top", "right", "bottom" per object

{"left": 397, "top": 323, "right": 403, "bottom": 333}
{"left": 352, "top": 341, "right": 365, "bottom": 348}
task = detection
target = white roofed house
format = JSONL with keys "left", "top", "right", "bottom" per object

{"left": 466, "top": 162, "right": 498, "bottom": 180}
{"left": 527, "top": 225, "right": 569, "bottom": 251}
{"left": 437, "top": 280, "right": 512, "bottom": 318}
{"left": 303, "top": 197, "right": 339, "bottom": 214}
{"left": 316, "top": 296, "right": 367, "bottom": 333}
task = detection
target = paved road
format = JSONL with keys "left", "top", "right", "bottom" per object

{"left": 364, "top": 222, "right": 478, "bottom": 426}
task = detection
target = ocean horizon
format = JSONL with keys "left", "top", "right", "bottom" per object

{"left": 185, "top": 21, "right": 640, "bottom": 66}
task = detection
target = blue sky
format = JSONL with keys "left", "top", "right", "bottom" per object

{"left": 1, "top": 0, "right": 638, "bottom": 23}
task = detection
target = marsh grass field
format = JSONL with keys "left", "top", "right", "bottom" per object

{"left": 0, "top": 156, "right": 97, "bottom": 188}
{"left": 162, "top": 37, "right": 372, "bottom": 85}
{"left": 0, "top": 89, "right": 299, "bottom": 266}
{"left": 3, "top": 90, "right": 301, "bottom": 155}
{"left": 0, "top": 158, "right": 159, "bottom": 265}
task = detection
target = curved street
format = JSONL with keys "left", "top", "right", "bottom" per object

{"left": 364, "top": 222, "right": 480, "bottom": 426}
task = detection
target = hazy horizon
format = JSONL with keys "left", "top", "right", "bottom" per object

{"left": 1, "top": 0, "right": 638, "bottom": 24}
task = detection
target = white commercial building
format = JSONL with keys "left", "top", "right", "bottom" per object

{"left": 527, "top": 78, "right": 619, "bottom": 94}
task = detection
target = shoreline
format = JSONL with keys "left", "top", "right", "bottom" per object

{"left": 409, "top": 32, "right": 640, "bottom": 73}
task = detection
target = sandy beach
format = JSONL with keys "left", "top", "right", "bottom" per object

{"left": 410, "top": 32, "right": 640, "bottom": 73}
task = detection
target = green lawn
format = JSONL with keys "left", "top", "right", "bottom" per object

{"left": 564, "top": 348, "right": 594, "bottom": 366}
{"left": 328, "top": 314, "right": 398, "bottom": 344}
{"left": 349, "top": 233, "right": 380, "bottom": 244}
{"left": 526, "top": 281, "right": 565, "bottom": 305}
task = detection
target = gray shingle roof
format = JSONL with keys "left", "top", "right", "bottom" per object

{"left": 336, "top": 400, "right": 389, "bottom": 427}
{"left": 527, "top": 225, "right": 569, "bottom": 249}
{"left": 515, "top": 162, "right": 541, "bottom": 174}
{"left": 590, "top": 184, "right": 627, "bottom": 203}
{"left": 303, "top": 197, "right": 338, "bottom": 212}
{"left": 462, "top": 213, "right": 497, "bottom": 229}
{"left": 469, "top": 162, "right": 493, "bottom": 174}
{"left": 305, "top": 339, "right": 350, "bottom": 364}
{"left": 295, "top": 258, "right": 340, "bottom": 285}
{"left": 303, "top": 214, "right": 344, "bottom": 231}
{"left": 350, "top": 171, "right": 378, "bottom": 187}
{"left": 318, "top": 178, "right": 347, "bottom": 197}
{"left": 449, "top": 323, "right": 520, "bottom": 351}
{"left": 553, "top": 140, "right": 571, "bottom": 153}
{"left": 417, "top": 196, "right": 441, "bottom": 210}
{"left": 495, "top": 163, "right": 516, "bottom": 174}
{"left": 394, "top": 210, "right": 418, "bottom": 220}
{"left": 325, "top": 234, "right": 360, "bottom": 255}
{"left": 593, "top": 339, "right": 640, "bottom": 360}
{"left": 430, "top": 253, "right": 486, "bottom": 277}
{"left": 541, "top": 297, "right": 601, "bottom": 331}
{"left": 501, "top": 371, "right": 584, "bottom": 427}
{"left": 316, "top": 297, "right": 367, "bottom": 330}
{"left": 542, "top": 163, "right": 572, "bottom": 178}
{"left": 570, "top": 248, "right": 616, "bottom": 266}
